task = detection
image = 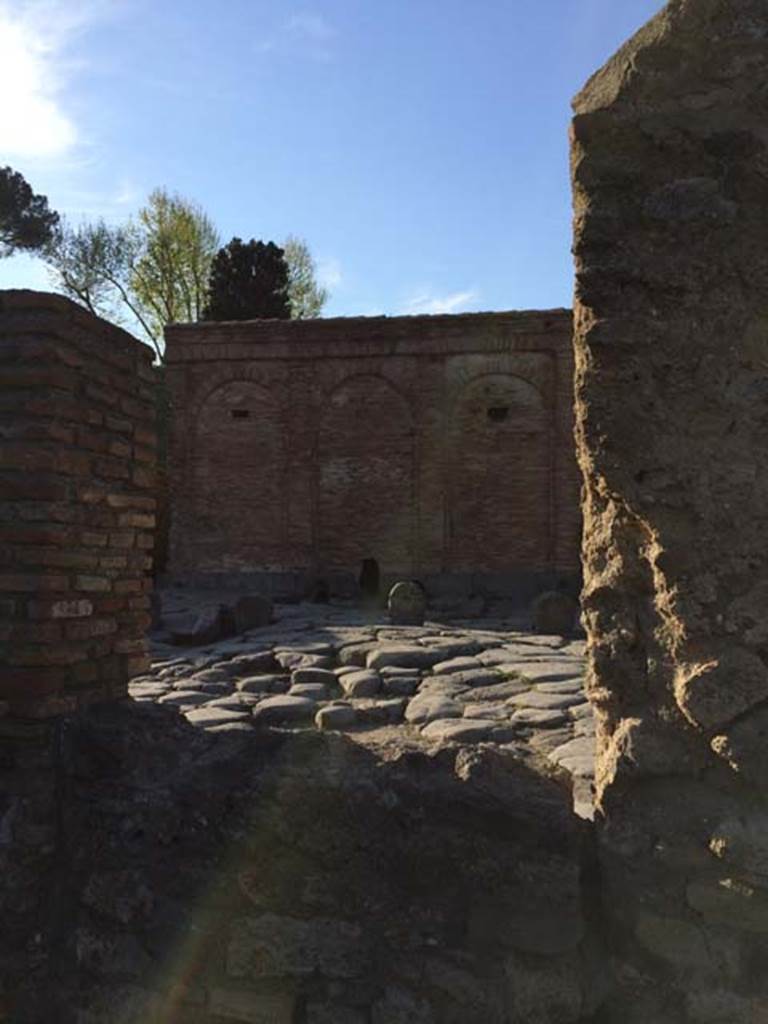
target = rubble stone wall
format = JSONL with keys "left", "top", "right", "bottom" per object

{"left": 571, "top": 1, "right": 768, "bottom": 1018}
{"left": 0, "top": 704, "right": 604, "bottom": 1024}
{"left": 0, "top": 291, "right": 157, "bottom": 719}
{"left": 165, "top": 310, "right": 581, "bottom": 601}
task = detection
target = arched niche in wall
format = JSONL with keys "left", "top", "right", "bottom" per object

{"left": 190, "top": 380, "right": 284, "bottom": 570}
{"left": 317, "top": 375, "right": 415, "bottom": 575}
{"left": 447, "top": 373, "right": 551, "bottom": 571}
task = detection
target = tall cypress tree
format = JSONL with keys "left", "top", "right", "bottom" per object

{"left": 202, "top": 238, "right": 291, "bottom": 320}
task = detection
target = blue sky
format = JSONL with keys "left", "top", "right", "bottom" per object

{"left": 0, "top": 0, "right": 663, "bottom": 318}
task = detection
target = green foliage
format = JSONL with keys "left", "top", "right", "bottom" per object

{"left": 44, "top": 184, "right": 329, "bottom": 353}
{"left": 202, "top": 238, "right": 291, "bottom": 321}
{"left": 46, "top": 189, "right": 218, "bottom": 360}
{"left": 0, "top": 166, "right": 59, "bottom": 258}
{"left": 46, "top": 218, "right": 152, "bottom": 333}
{"left": 131, "top": 189, "right": 219, "bottom": 339}
{"left": 283, "top": 234, "right": 328, "bottom": 318}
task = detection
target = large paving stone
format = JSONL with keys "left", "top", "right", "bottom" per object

{"left": 479, "top": 645, "right": 564, "bottom": 665}
{"left": 431, "top": 656, "right": 483, "bottom": 675}
{"left": 338, "top": 642, "right": 379, "bottom": 667}
{"left": 420, "top": 718, "right": 498, "bottom": 743}
{"left": 511, "top": 708, "right": 568, "bottom": 729}
{"left": 339, "top": 670, "right": 381, "bottom": 698}
{"left": 508, "top": 690, "right": 586, "bottom": 711}
{"left": 367, "top": 645, "right": 443, "bottom": 671}
{"left": 226, "top": 650, "right": 278, "bottom": 676}
{"left": 352, "top": 698, "right": 407, "bottom": 726}
{"left": 128, "top": 683, "right": 170, "bottom": 698}
{"left": 292, "top": 667, "right": 337, "bottom": 686}
{"left": 535, "top": 676, "right": 584, "bottom": 691}
{"left": 444, "top": 668, "right": 502, "bottom": 689}
{"left": 508, "top": 661, "right": 584, "bottom": 684}
{"left": 315, "top": 704, "right": 357, "bottom": 731}
{"left": 461, "top": 702, "right": 510, "bottom": 721}
{"left": 276, "top": 651, "right": 334, "bottom": 672}
{"left": 252, "top": 696, "right": 317, "bottom": 726}
{"left": 504, "top": 634, "right": 567, "bottom": 648}
{"left": 416, "top": 678, "right": 470, "bottom": 698}
{"left": 158, "top": 690, "right": 210, "bottom": 707}
{"left": 417, "top": 638, "right": 484, "bottom": 659}
{"left": 405, "top": 695, "right": 463, "bottom": 725}
{"left": 185, "top": 706, "right": 251, "bottom": 727}
{"left": 381, "top": 676, "right": 419, "bottom": 697}
{"left": 457, "top": 680, "right": 529, "bottom": 702}
{"left": 289, "top": 683, "right": 328, "bottom": 701}
{"left": 236, "top": 675, "right": 288, "bottom": 694}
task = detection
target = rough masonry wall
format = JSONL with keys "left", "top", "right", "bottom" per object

{"left": 572, "top": 2, "right": 768, "bottom": 1019}
{"left": 0, "top": 291, "right": 157, "bottom": 719}
{"left": 166, "top": 311, "right": 580, "bottom": 600}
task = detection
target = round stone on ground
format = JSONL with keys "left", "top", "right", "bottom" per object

{"left": 158, "top": 690, "right": 210, "bottom": 707}
{"left": 185, "top": 706, "right": 251, "bottom": 727}
{"left": 339, "top": 670, "right": 381, "bottom": 698}
{"left": 367, "top": 644, "right": 442, "bottom": 671}
{"left": 236, "top": 675, "right": 286, "bottom": 694}
{"left": 289, "top": 683, "right": 329, "bottom": 700}
{"left": 420, "top": 718, "right": 497, "bottom": 743}
{"left": 227, "top": 650, "right": 277, "bottom": 675}
{"left": 353, "top": 698, "right": 407, "bottom": 725}
{"left": 315, "top": 704, "right": 357, "bottom": 730}
{"left": 128, "top": 683, "right": 170, "bottom": 698}
{"left": 381, "top": 676, "right": 419, "bottom": 697}
{"left": 387, "top": 581, "right": 427, "bottom": 626}
{"left": 292, "top": 667, "right": 337, "bottom": 685}
{"left": 252, "top": 695, "right": 317, "bottom": 725}
{"left": 405, "top": 694, "right": 463, "bottom": 725}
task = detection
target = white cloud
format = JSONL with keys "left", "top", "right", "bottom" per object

{"left": 317, "top": 256, "right": 342, "bottom": 289}
{"left": 0, "top": 6, "right": 74, "bottom": 157}
{"left": 0, "top": 0, "right": 110, "bottom": 160}
{"left": 113, "top": 177, "right": 141, "bottom": 206}
{"left": 256, "top": 10, "right": 336, "bottom": 60}
{"left": 401, "top": 288, "right": 479, "bottom": 316}
{"left": 286, "top": 12, "right": 334, "bottom": 41}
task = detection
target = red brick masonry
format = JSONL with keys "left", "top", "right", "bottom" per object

{"left": 166, "top": 310, "right": 580, "bottom": 600}
{"left": 0, "top": 291, "right": 157, "bottom": 718}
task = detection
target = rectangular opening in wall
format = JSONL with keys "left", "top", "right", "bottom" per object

{"left": 231, "top": 409, "right": 250, "bottom": 420}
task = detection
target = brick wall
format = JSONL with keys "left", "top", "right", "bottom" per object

{"left": 165, "top": 310, "right": 580, "bottom": 599}
{"left": 0, "top": 291, "right": 157, "bottom": 718}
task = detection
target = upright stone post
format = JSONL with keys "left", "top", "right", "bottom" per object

{"left": 0, "top": 291, "right": 157, "bottom": 719}
{"left": 572, "top": 2, "right": 768, "bottom": 1019}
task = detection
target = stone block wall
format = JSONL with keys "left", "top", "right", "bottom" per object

{"left": 0, "top": 291, "right": 157, "bottom": 719}
{"left": 572, "top": 2, "right": 768, "bottom": 1019}
{"left": 165, "top": 310, "right": 581, "bottom": 602}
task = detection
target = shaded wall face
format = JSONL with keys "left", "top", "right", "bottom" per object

{"left": 191, "top": 381, "right": 284, "bottom": 569}
{"left": 166, "top": 313, "right": 580, "bottom": 591}
{"left": 571, "top": 1, "right": 768, "bottom": 1018}
{"left": 448, "top": 373, "right": 550, "bottom": 572}
{"left": 0, "top": 292, "right": 157, "bottom": 718}
{"left": 318, "top": 375, "right": 415, "bottom": 572}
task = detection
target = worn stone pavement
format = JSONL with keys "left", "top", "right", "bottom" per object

{"left": 134, "top": 591, "right": 594, "bottom": 818}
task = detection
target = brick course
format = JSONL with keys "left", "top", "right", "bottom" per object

{"left": 166, "top": 310, "right": 580, "bottom": 599}
{"left": 0, "top": 290, "right": 157, "bottom": 718}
